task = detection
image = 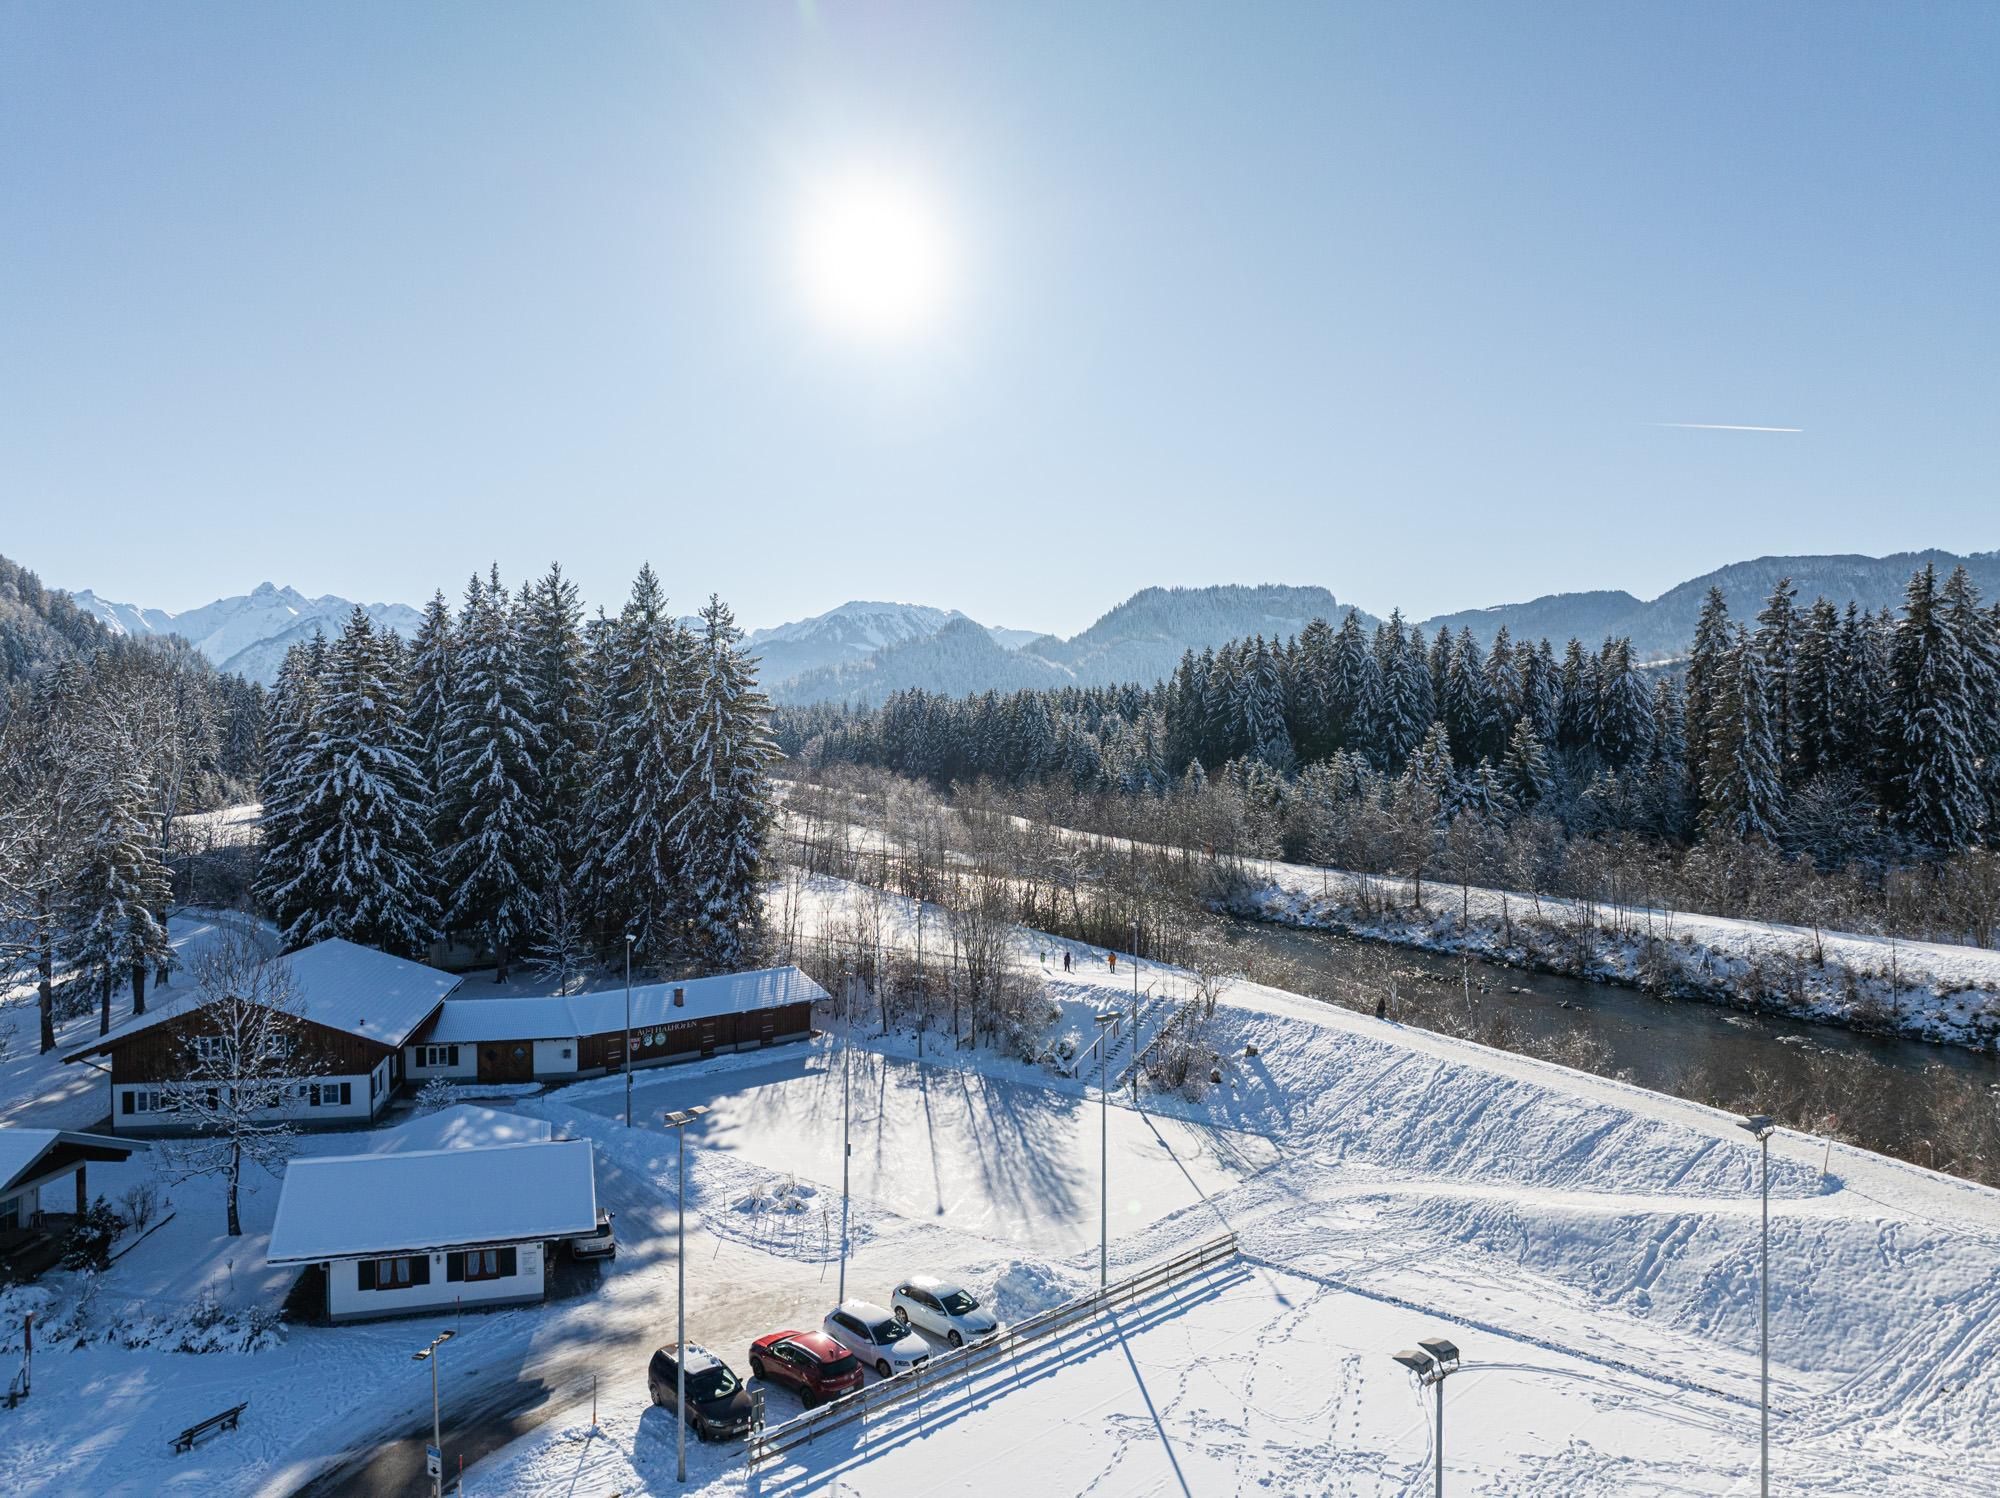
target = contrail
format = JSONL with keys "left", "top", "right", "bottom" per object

{"left": 1652, "top": 422, "right": 1803, "bottom": 433}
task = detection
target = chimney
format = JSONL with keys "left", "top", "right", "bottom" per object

{"left": 673, "top": 986, "right": 685, "bottom": 1008}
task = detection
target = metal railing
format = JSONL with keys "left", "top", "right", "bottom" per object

{"left": 747, "top": 1231, "right": 1239, "bottom": 1469}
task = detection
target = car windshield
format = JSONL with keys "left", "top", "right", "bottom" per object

{"left": 821, "top": 1353, "right": 860, "bottom": 1377}
{"left": 940, "top": 1291, "right": 979, "bottom": 1315}
{"left": 870, "top": 1318, "right": 907, "bottom": 1342}
{"left": 685, "top": 1365, "right": 741, "bottom": 1402}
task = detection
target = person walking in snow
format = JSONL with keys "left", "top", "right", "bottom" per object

{"left": 1063, "top": 951, "right": 1072, "bottom": 974}
{"left": 1108, "top": 951, "right": 1117, "bottom": 974}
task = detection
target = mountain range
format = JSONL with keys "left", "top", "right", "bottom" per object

{"left": 57, "top": 547, "right": 1999, "bottom": 697}
{"left": 69, "top": 582, "right": 424, "bottom": 684}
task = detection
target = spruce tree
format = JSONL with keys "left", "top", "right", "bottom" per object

{"left": 581, "top": 566, "right": 690, "bottom": 961}
{"left": 255, "top": 635, "right": 334, "bottom": 944}
{"left": 1700, "top": 627, "right": 1784, "bottom": 843}
{"left": 68, "top": 729, "right": 171, "bottom": 1032}
{"left": 439, "top": 566, "right": 549, "bottom": 981}
{"left": 294, "top": 608, "right": 440, "bottom": 955}
{"left": 1754, "top": 577, "right": 1800, "bottom": 782}
{"left": 1885, "top": 564, "right": 1981, "bottom": 849}
{"left": 1499, "top": 716, "right": 1554, "bottom": 812}
{"left": 1684, "top": 586, "right": 1733, "bottom": 817}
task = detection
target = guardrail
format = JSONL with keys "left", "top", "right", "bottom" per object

{"left": 747, "top": 1231, "right": 1239, "bottom": 1469}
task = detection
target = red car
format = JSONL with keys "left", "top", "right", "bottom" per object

{"left": 749, "top": 1329, "right": 865, "bottom": 1408}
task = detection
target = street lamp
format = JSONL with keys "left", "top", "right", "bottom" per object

{"left": 1130, "top": 919, "right": 1141, "bottom": 1105}
{"left": 1093, "top": 1009, "right": 1119, "bottom": 1287}
{"left": 1738, "top": 1112, "right": 1776, "bottom": 1498}
{"left": 624, "top": 933, "right": 636, "bottom": 1128}
{"left": 412, "top": 1328, "right": 456, "bottom": 1498}
{"left": 1391, "top": 1336, "right": 1460, "bottom": 1497}
{"left": 664, "top": 1105, "right": 709, "bottom": 1484}
{"left": 839, "top": 976, "right": 852, "bottom": 1303}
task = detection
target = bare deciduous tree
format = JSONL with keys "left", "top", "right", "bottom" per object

{"left": 161, "top": 935, "right": 319, "bottom": 1237}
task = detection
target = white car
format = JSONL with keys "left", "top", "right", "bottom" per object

{"left": 822, "top": 1300, "right": 931, "bottom": 1378}
{"left": 891, "top": 1276, "right": 999, "bottom": 1347}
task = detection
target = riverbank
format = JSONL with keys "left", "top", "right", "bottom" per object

{"left": 1233, "top": 861, "right": 2000, "bottom": 1053}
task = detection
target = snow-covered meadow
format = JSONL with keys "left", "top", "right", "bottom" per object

{"left": 4, "top": 891, "right": 1999, "bottom": 1495}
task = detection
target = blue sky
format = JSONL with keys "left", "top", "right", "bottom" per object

{"left": 3, "top": 3, "right": 1994, "bottom": 636}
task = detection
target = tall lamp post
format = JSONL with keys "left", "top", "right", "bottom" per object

{"left": 1130, "top": 919, "right": 1141, "bottom": 1105}
{"left": 838, "top": 976, "right": 852, "bottom": 1302}
{"left": 412, "top": 1328, "right": 455, "bottom": 1498}
{"left": 623, "top": 933, "right": 636, "bottom": 1128}
{"left": 1391, "top": 1336, "right": 1460, "bottom": 1497}
{"left": 1094, "top": 1009, "right": 1119, "bottom": 1287}
{"left": 665, "top": 1105, "right": 708, "bottom": 1484}
{"left": 1738, "top": 1113, "right": 1775, "bottom": 1498}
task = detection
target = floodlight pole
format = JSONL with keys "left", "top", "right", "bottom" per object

{"left": 664, "top": 1106, "right": 707, "bottom": 1484}
{"left": 1130, "top": 919, "right": 1141, "bottom": 1105}
{"left": 839, "top": 976, "right": 852, "bottom": 1303}
{"left": 1432, "top": 1376, "right": 1444, "bottom": 1498}
{"left": 412, "top": 1329, "right": 454, "bottom": 1498}
{"left": 1393, "top": 1338, "right": 1459, "bottom": 1497}
{"left": 1737, "top": 1115, "right": 1775, "bottom": 1498}
{"left": 624, "top": 933, "right": 635, "bottom": 1129}
{"left": 1094, "top": 1010, "right": 1118, "bottom": 1287}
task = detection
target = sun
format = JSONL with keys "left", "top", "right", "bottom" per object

{"left": 796, "top": 171, "right": 952, "bottom": 342}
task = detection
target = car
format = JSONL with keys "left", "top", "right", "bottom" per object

{"left": 821, "top": 1300, "right": 931, "bottom": 1378}
{"left": 891, "top": 1276, "right": 999, "bottom": 1347}
{"left": 568, "top": 1209, "right": 616, "bottom": 1261}
{"left": 749, "top": 1329, "right": 865, "bottom": 1408}
{"left": 647, "top": 1343, "right": 756, "bottom": 1440}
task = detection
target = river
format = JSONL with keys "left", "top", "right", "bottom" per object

{"left": 1221, "top": 916, "right": 2000, "bottom": 1180}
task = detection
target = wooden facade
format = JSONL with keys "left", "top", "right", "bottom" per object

{"left": 574, "top": 999, "right": 812, "bottom": 1074}
{"left": 105, "top": 1010, "right": 395, "bottom": 1086}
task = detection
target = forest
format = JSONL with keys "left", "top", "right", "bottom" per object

{"left": 775, "top": 564, "right": 2000, "bottom": 949}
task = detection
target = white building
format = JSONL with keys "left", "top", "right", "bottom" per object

{"left": 265, "top": 1110, "right": 598, "bottom": 1324}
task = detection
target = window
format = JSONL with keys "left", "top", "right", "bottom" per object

{"left": 0, "top": 1195, "right": 19, "bottom": 1233}
{"left": 309, "top": 1082, "right": 352, "bottom": 1108}
{"left": 123, "top": 1088, "right": 165, "bottom": 1114}
{"left": 358, "top": 1255, "right": 431, "bottom": 1291}
{"left": 446, "top": 1247, "right": 517, "bottom": 1282}
{"left": 560, "top": 1048, "right": 571, "bottom": 1060}
{"left": 417, "top": 1045, "right": 460, "bottom": 1068}
{"left": 191, "top": 1036, "right": 227, "bottom": 1064}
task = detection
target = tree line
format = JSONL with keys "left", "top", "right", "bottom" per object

{"left": 256, "top": 562, "right": 776, "bottom": 983}
{"left": 1, "top": 629, "right": 263, "bottom": 1050}
{"left": 778, "top": 562, "right": 2000, "bottom": 867}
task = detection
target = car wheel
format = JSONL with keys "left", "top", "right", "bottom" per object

{"left": 750, "top": 1357, "right": 764, "bottom": 1381}
{"left": 876, "top": 1358, "right": 891, "bottom": 1378}
{"left": 803, "top": 1389, "right": 819, "bottom": 1409}
{"left": 894, "top": 1305, "right": 909, "bottom": 1325}
{"left": 948, "top": 1329, "right": 963, "bottom": 1348}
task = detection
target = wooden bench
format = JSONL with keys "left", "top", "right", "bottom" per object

{"left": 170, "top": 1400, "right": 247, "bottom": 1454}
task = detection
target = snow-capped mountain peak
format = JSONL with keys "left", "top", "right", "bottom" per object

{"left": 65, "top": 584, "right": 424, "bottom": 685}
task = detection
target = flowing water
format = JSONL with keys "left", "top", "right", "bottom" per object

{"left": 1221, "top": 916, "right": 2000, "bottom": 1178}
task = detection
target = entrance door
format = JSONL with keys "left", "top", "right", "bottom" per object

{"left": 698, "top": 1021, "right": 717, "bottom": 1059}
{"left": 480, "top": 1043, "right": 535, "bottom": 1082}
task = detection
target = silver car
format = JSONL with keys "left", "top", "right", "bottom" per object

{"left": 822, "top": 1299, "right": 931, "bottom": 1378}
{"left": 891, "top": 1276, "right": 999, "bottom": 1347}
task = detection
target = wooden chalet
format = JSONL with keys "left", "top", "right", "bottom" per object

{"left": 64, "top": 938, "right": 464, "bottom": 1134}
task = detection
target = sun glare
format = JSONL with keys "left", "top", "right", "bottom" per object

{"left": 797, "top": 172, "right": 952, "bottom": 342}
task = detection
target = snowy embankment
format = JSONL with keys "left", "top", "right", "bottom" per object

{"left": 469, "top": 877, "right": 2000, "bottom": 1496}
{"left": 1236, "top": 853, "right": 2000, "bottom": 1049}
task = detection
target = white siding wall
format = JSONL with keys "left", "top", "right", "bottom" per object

{"left": 532, "top": 1039, "right": 580, "bottom": 1076}
{"left": 0, "top": 1181, "right": 38, "bottom": 1230}
{"left": 112, "top": 1074, "right": 375, "bottom": 1133}
{"left": 404, "top": 1043, "right": 479, "bottom": 1080}
{"left": 325, "top": 1241, "right": 548, "bottom": 1322}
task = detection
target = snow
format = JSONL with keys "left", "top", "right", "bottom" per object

{"left": 265, "top": 1139, "right": 598, "bottom": 1264}
{"left": 420, "top": 965, "right": 828, "bottom": 1043}
{"left": 5, "top": 895, "right": 2000, "bottom": 1495}
{"left": 0, "top": 1127, "right": 136, "bottom": 1190}
{"left": 64, "top": 936, "right": 463, "bottom": 1060}
{"left": 363, "top": 1102, "right": 552, "bottom": 1152}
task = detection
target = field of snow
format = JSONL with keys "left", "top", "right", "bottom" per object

{"left": 4, "top": 893, "right": 1999, "bottom": 1496}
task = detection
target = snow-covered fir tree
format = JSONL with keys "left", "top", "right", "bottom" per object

{"left": 438, "top": 566, "right": 549, "bottom": 981}
{"left": 1699, "top": 627, "right": 1785, "bottom": 843}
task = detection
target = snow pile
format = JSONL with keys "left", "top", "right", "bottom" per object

{"left": 987, "top": 1260, "right": 1084, "bottom": 1322}
{"left": 0, "top": 1280, "right": 282, "bottom": 1355}
{"left": 732, "top": 1177, "right": 817, "bottom": 1216}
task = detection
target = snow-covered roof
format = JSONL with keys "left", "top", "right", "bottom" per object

{"left": 0, "top": 1128, "right": 141, "bottom": 1192}
{"left": 421, "top": 995, "right": 587, "bottom": 1045}
{"left": 367, "top": 1103, "right": 553, "bottom": 1153}
{"left": 416, "top": 966, "right": 828, "bottom": 1046}
{"left": 66, "top": 938, "right": 462, "bottom": 1061}
{"left": 266, "top": 1138, "right": 597, "bottom": 1264}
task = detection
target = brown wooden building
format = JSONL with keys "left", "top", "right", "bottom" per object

{"left": 65, "top": 939, "right": 463, "bottom": 1134}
